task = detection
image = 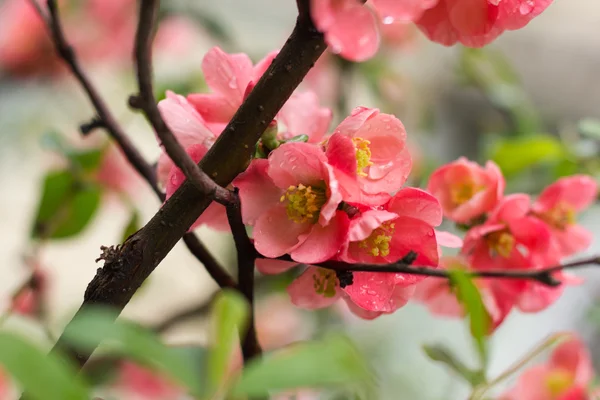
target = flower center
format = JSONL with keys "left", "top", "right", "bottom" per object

{"left": 312, "top": 268, "right": 337, "bottom": 298}
{"left": 358, "top": 221, "right": 395, "bottom": 257}
{"left": 450, "top": 181, "right": 484, "bottom": 206}
{"left": 545, "top": 369, "right": 574, "bottom": 398}
{"left": 280, "top": 183, "right": 327, "bottom": 224}
{"left": 485, "top": 230, "right": 515, "bottom": 258}
{"left": 353, "top": 137, "right": 373, "bottom": 177}
{"left": 536, "top": 202, "right": 576, "bottom": 231}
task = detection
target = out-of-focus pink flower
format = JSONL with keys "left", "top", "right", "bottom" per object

{"left": 235, "top": 143, "right": 349, "bottom": 264}
{"left": 0, "top": 367, "right": 10, "bottom": 399}
{"left": 427, "top": 157, "right": 505, "bottom": 224}
{"left": 532, "top": 175, "right": 598, "bottom": 258}
{"left": 10, "top": 268, "right": 47, "bottom": 319}
{"left": 303, "top": 55, "right": 339, "bottom": 107}
{"left": 0, "top": 0, "right": 58, "bottom": 76}
{"left": 114, "top": 361, "right": 183, "bottom": 400}
{"left": 164, "top": 144, "right": 229, "bottom": 232}
{"left": 326, "top": 107, "right": 412, "bottom": 202}
{"left": 187, "top": 47, "right": 277, "bottom": 133}
{"left": 416, "top": 0, "right": 553, "bottom": 48}
{"left": 96, "top": 145, "right": 143, "bottom": 198}
{"left": 255, "top": 294, "right": 313, "bottom": 350}
{"left": 500, "top": 335, "right": 594, "bottom": 400}
{"left": 277, "top": 92, "right": 332, "bottom": 143}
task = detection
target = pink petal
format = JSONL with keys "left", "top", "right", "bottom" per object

{"left": 342, "top": 297, "right": 383, "bottom": 320}
{"left": 535, "top": 175, "right": 598, "bottom": 212}
{"left": 383, "top": 284, "right": 417, "bottom": 312}
{"left": 509, "top": 216, "right": 552, "bottom": 254}
{"left": 387, "top": 216, "right": 439, "bottom": 267}
{"left": 156, "top": 152, "right": 174, "bottom": 188}
{"left": 252, "top": 50, "right": 278, "bottom": 83}
{"left": 287, "top": 267, "right": 341, "bottom": 309}
{"left": 191, "top": 201, "right": 230, "bottom": 232}
{"left": 348, "top": 209, "right": 398, "bottom": 242}
{"left": 201, "top": 47, "right": 252, "bottom": 103}
{"left": 165, "top": 144, "right": 208, "bottom": 198}
{"left": 413, "top": 277, "right": 464, "bottom": 317}
{"left": 490, "top": 193, "right": 531, "bottom": 223}
{"left": 254, "top": 205, "right": 311, "bottom": 259}
{"left": 279, "top": 91, "right": 332, "bottom": 143}
{"left": 267, "top": 143, "right": 328, "bottom": 188}
{"left": 290, "top": 211, "right": 350, "bottom": 264}
{"left": 552, "top": 225, "right": 593, "bottom": 258}
{"left": 325, "top": 4, "right": 380, "bottom": 62}
{"left": 372, "top": 0, "right": 438, "bottom": 22}
{"left": 334, "top": 107, "right": 380, "bottom": 137}
{"left": 550, "top": 336, "right": 594, "bottom": 388}
{"left": 386, "top": 187, "right": 443, "bottom": 227}
{"left": 326, "top": 132, "right": 358, "bottom": 178}
{"left": 186, "top": 93, "right": 238, "bottom": 125}
{"left": 501, "top": 365, "right": 553, "bottom": 400}
{"left": 255, "top": 259, "right": 298, "bottom": 275}
{"left": 497, "top": 0, "right": 554, "bottom": 30}
{"left": 234, "top": 159, "right": 282, "bottom": 225}
{"left": 343, "top": 271, "right": 397, "bottom": 312}
{"left": 320, "top": 163, "right": 344, "bottom": 225}
{"left": 435, "top": 230, "right": 463, "bottom": 248}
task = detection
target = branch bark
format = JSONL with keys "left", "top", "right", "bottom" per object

{"left": 226, "top": 191, "right": 261, "bottom": 363}
{"left": 48, "top": 0, "right": 326, "bottom": 369}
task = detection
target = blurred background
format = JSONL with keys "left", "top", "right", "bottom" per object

{"left": 1, "top": 0, "right": 599, "bottom": 398}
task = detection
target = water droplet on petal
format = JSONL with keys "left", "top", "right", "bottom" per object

{"left": 519, "top": 0, "right": 534, "bottom": 14}
{"left": 382, "top": 16, "right": 394, "bottom": 25}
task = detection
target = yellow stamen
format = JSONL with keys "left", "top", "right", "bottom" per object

{"left": 312, "top": 268, "right": 337, "bottom": 298}
{"left": 545, "top": 369, "right": 574, "bottom": 398}
{"left": 535, "top": 202, "right": 576, "bottom": 231}
{"left": 358, "top": 222, "right": 395, "bottom": 257}
{"left": 450, "top": 181, "right": 484, "bottom": 206}
{"left": 353, "top": 137, "right": 373, "bottom": 177}
{"left": 485, "top": 230, "right": 515, "bottom": 258}
{"left": 280, "top": 183, "right": 327, "bottom": 224}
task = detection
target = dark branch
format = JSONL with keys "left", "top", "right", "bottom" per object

{"left": 35, "top": 0, "right": 162, "bottom": 199}
{"left": 268, "top": 253, "right": 600, "bottom": 288}
{"left": 226, "top": 190, "right": 261, "bottom": 363}
{"left": 153, "top": 294, "right": 216, "bottom": 333}
{"left": 182, "top": 234, "right": 237, "bottom": 289}
{"left": 47, "top": 0, "right": 326, "bottom": 370}
{"left": 131, "top": 0, "right": 233, "bottom": 206}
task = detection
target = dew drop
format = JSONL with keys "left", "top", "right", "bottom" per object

{"left": 382, "top": 16, "right": 394, "bottom": 25}
{"left": 519, "top": 0, "right": 534, "bottom": 14}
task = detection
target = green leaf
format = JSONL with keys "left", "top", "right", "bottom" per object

{"left": 489, "top": 134, "right": 566, "bottom": 178}
{"left": 206, "top": 290, "right": 249, "bottom": 396}
{"left": 31, "top": 170, "right": 102, "bottom": 239}
{"left": 449, "top": 270, "right": 489, "bottom": 368}
{"left": 69, "top": 148, "right": 104, "bottom": 172}
{"left": 579, "top": 118, "right": 600, "bottom": 140}
{"left": 62, "top": 307, "right": 203, "bottom": 396}
{"left": 423, "top": 344, "right": 486, "bottom": 387}
{"left": 0, "top": 332, "right": 89, "bottom": 400}
{"left": 121, "top": 210, "right": 141, "bottom": 242}
{"left": 231, "top": 334, "right": 374, "bottom": 398}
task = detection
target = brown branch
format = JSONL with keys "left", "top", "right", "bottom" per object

{"left": 130, "top": 0, "right": 233, "bottom": 206}
{"left": 47, "top": 0, "right": 326, "bottom": 370}
{"left": 32, "top": 0, "right": 235, "bottom": 291}
{"left": 153, "top": 293, "right": 217, "bottom": 333}
{"left": 269, "top": 253, "right": 600, "bottom": 288}
{"left": 226, "top": 190, "right": 261, "bottom": 363}
{"left": 33, "top": 0, "right": 162, "bottom": 199}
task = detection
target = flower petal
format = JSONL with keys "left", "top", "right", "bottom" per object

{"left": 254, "top": 205, "right": 311, "bottom": 258}
{"left": 290, "top": 211, "right": 350, "bottom": 264}
{"left": 201, "top": 47, "right": 252, "bottom": 103}
{"left": 268, "top": 142, "right": 328, "bottom": 188}
{"left": 255, "top": 259, "right": 298, "bottom": 275}
{"left": 234, "top": 159, "right": 282, "bottom": 225}
{"left": 325, "top": 4, "right": 380, "bottom": 62}
{"left": 386, "top": 187, "right": 443, "bottom": 226}
{"left": 287, "top": 267, "right": 341, "bottom": 309}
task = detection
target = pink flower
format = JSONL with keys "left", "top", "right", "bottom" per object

{"left": 500, "top": 335, "right": 594, "bottom": 400}
{"left": 326, "top": 107, "right": 412, "bottom": 202}
{"left": 427, "top": 157, "right": 505, "bottom": 224}
{"left": 165, "top": 144, "right": 229, "bottom": 231}
{"left": 11, "top": 268, "right": 47, "bottom": 319}
{"left": 235, "top": 142, "right": 349, "bottom": 264}
{"left": 187, "top": 47, "right": 277, "bottom": 133}
{"left": 114, "top": 361, "right": 183, "bottom": 400}
{"left": 96, "top": 145, "right": 143, "bottom": 197}
{"left": 309, "top": 0, "right": 438, "bottom": 61}
{"left": 532, "top": 175, "right": 598, "bottom": 258}
{"left": 416, "top": 0, "right": 553, "bottom": 48}
{"left": 277, "top": 91, "right": 332, "bottom": 143}
{"left": 156, "top": 91, "right": 218, "bottom": 185}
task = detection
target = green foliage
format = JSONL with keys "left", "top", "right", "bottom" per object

{"left": 121, "top": 209, "right": 141, "bottom": 242}
{"left": 206, "top": 290, "right": 249, "bottom": 397}
{"left": 0, "top": 332, "right": 89, "bottom": 400}
{"left": 449, "top": 270, "right": 489, "bottom": 367}
{"left": 231, "top": 334, "right": 375, "bottom": 398}
{"left": 41, "top": 131, "right": 105, "bottom": 173}
{"left": 31, "top": 170, "right": 102, "bottom": 239}
{"left": 62, "top": 307, "right": 203, "bottom": 396}
{"left": 423, "top": 344, "right": 486, "bottom": 387}
{"left": 578, "top": 118, "right": 600, "bottom": 140}
{"left": 488, "top": 134, "right": 567, "bottom": 178}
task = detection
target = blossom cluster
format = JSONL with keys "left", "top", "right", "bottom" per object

{"left": 417, "top": 160, "right": 597, "bottom": 330}
{"left": 157, "top": 45, "right": 598, "bottom": 326}
{"left": 311, "top": 0, "right": 553, "bottom": 61}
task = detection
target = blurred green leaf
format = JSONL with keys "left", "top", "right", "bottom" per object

{"left": 0, "top": 332, "right": 89, "bottom": 400}
{"left": 206, "top": 290, "right": 249, "bottom": 397}
{"left": 579, "top": 118, "right": 600, "bottom": 140}
{"left": 449, "top": 270, "right": 489, "bottom": 368}
{"left": 62, "top": 307, "right": 202, "bottom": 396}
{"left": 121, "top": 210, "right": 141, "bottom": 242}
{"left": 423, "top": 344, "right": 486, "bottom": 387}
{"left": 41, "top": 131, "right": 105, "bottom": 173}
{"left": 31, "top": 170, "right": 102, "bottom": 239}
{"left": 231, "top": 334, "right": 374, "bottom": 398}
{"left": 70, "top": 149, "right": 104, "bottom": 172}
{"left": 489, "top": 134, "right": 566, "bottom": 178}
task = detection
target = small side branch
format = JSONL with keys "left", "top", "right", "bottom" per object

{"left": 131, "top": 0, "right": 232, "bottom": 206}
{"left": 268, "top": 254, "right": 600, "bottom": 288}
{"left": 226, "top": 191, "right": 262, "bottom": 363}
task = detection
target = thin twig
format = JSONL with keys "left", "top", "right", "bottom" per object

{"left": 153, "top": 293, "right": 217, "bottom": 333}
{"left": 33, "top": 0, "right": 162, "bottom": 199}
{"left": 182, "top": 234, "right": 237, "bottom": 289}
{"left": 131, "top": 0, "right": 233, "bottom": 206}
{"left": 226, "top": 190, "right": 261, "bottom": 363}
{"left": 268, "top": 254, "right": 600, "bottom": 288}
